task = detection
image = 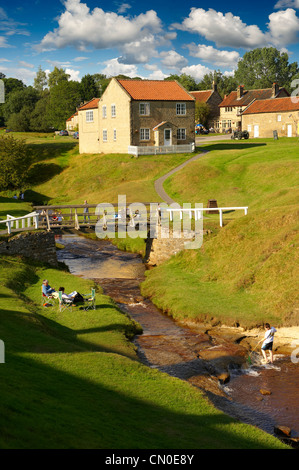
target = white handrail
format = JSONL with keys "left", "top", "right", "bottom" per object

{"left": 0, "top": 212, "right": 39, "bottom": 234}
{"left": 167, "top": 207, "right": 248, "bottom": 227}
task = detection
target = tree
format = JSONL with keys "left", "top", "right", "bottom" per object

{"left": 0, "top": 135, "right": 31, "bottom": 190}
{"left": 234, "top": 47, "right": 299, "bottom": 91}
{"left": 165, "top": 73, "right": 199, "bottom": 91}
{"left": 2, "top": 86, "right": 40, "bottom": 127}
{"left": 46, "top": 80, "right": 81, "bottom": 129}
{"left": 80, "top": 74, "right": 98, "bottom": 102}
{"left": 30, "top": 91, "right": 51, "bottom": 132}
{"left": 92, "top": 74, "right": 110, "bottom": 96}
{"left": 34, "top": 66, "right": 48, "bottom": 93}
{"left": 48, "top": 67, "right": 70, "bottom": 88}
{"left": 195, "top": 102, "right": 210, "bottom": 126}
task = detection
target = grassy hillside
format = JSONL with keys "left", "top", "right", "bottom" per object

{"left": 0, "top": 255, "right": 288, "bottom": 449}
{"left": 142, "top": 138, "right": 299, "bottom": 328}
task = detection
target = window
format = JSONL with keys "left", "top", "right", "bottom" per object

{"left": 103, "top": 129, "right": 107, "bottom": 142}
{"left": 140, "top": 128, "right": 150, "bottom": 141}
{"left": 225, "top": 107, "right": 233, "bottom": 112}
{"left": 113, "top": 129, "right": 117, "bottom": 141}
{"left": 102, "top": 105, "right": 107, "bottom": 118}
{"left": 248, "top": 125, "right": 252, "bottom": 132}
{"left": 139, "top": 102, "right": 150, "bottom": 115}
{"left": 86, "top": 110, "right": 94, "bottom": 122}
{"left": 177, "top": 128, "right": 186, "bottom": 140}
{"left": 227, "top": 120, "right": 232, "bottom": 128}
{"left": 111, "top": 104, "right": 116, "bottom": 117}
{"left": 176, "top": 103, "right": 186, "bottom": 115}
{"left": 277, "top": 114, "right": 282, "bottom": 122}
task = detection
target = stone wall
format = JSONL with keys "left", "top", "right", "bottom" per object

{"left": 0, "top": 231, "right": 58, "bottom": 266}
{"left": 146, "top": 226, "right": 201, "bottom": 266}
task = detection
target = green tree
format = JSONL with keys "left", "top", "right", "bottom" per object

{"left": 48, "top": 67, "right": 70, "bottom": 88}
{"left": 34, "top": 66, "right": 48, "bottom": 93}
{"left": 195, "top": 102, "right": 210, "bottom": 126}
{"left": 165, "top": 73, "right": 199, "bottom": 91}
{"left": 80, "top": 74, "right": 98, "bottom": 102}
{"left": 2, "top": 86, "right": 40, "bottom": 127}
{"left": 234, "top": 47, "right": 298, "bottom": 91}
{"left": 0, "top": 135, "right": 31, "bottom": 190}
{"left": 30, "top": 91, "right": 51, "bottom": 132}
{"left": 46, "top": 80, "right": 81, "bottom": 129}
{"left": 92, "top": 74, "right": 110, "bottom": 96}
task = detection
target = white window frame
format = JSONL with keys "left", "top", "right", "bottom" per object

{"left": 176, "top": 102, "right": 186, "bottom": 115}
{"left": 103, "top": 129, "right": 108, "bottom": 142}
{"left": 277, "top": 114, "right": 282, "bottom": 122}
{"left": 86, "top": 110, "right": 94, "bottom": 122}
{"left": 139, "top": 102, "right": 150, "bottom": 116}
{"left": 140, "top": 128, "right": 150, "bottom": 141}
{"left": 113, "top": 129, "right": 117, "bottom": 141}
{"left": 102, "top": 105, "right": 107, "bottom": 119}
{"left": 177, "top": 128, "right": 186, "bottom": 140}
{"left": 111, "top": 104, "right": 116, "bottom": 118}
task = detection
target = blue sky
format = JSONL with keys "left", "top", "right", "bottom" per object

{"left": 0, "top": 0, "right": 299, "bottom": 84}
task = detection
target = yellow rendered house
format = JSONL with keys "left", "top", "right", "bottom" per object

{"left": 78, "top": 78, "right": 195, "bottom": 155}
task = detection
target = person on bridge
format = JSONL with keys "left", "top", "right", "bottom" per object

{"left": 83, "top": 200, "right": 90, "bottom": 223}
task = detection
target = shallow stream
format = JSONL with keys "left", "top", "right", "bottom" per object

{"left": 56, "top": 233, "right": 299, "bottom": 439}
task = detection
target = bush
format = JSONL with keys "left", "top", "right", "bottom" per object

{"left": 0, "top": 135, "right": 31, "bottom": 190}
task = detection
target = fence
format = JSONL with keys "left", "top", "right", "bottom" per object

{"left": 0, "top": 212, "right": 39, "bottom": 234}
{"left": 167, "top": 206, "right": 248, "bottom": 227}
{"left": 128, "top": 143, "right": 195, "bottom": 157}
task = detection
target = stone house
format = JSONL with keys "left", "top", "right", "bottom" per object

{"left": 66, "top": 111, "right": 78, "bottom": 131}
{"left": 78, "top": 78, "right": 195, "bottom": 154}
{"left": 219, "top": 83, "right": 289, "bottom": 132}
{"left": 241, "top": 96, "right": 299, "bottom": 138}
{"left": 189, "top": 82, "right": 222, "bottom": 129}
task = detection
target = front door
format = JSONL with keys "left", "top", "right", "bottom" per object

{"left": 287, "top": 124, "right": 292, "bottom": 137}
{"left": 254, "top": 125, "right": 259, "bottom": 138}
{"left": 164, "top": 128, "right": 172, "bottom": 146}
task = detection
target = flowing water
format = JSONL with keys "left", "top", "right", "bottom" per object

{"left": 56, "top": 233, "right": 299, "bottom": 439}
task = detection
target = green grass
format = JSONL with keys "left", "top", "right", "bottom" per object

{"left": 142, "top": 138, "right": 299, "bottom": 328}
{"left": 0, "top": 254, "right": 288, "bottom": 449}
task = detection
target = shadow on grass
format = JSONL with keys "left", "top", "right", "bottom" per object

{"left": 27, "top": 163, "right": 63, "bottom": 185}
{"left": 0, "top": 345, "right": 282, "bottom": 449}
{"left": 27, "top": 141, "right": 77, "bottom": 164}
{"left": 197, "top": 142, "right": 267, "bottom": 152}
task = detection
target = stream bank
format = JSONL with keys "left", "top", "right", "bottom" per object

{"left": 56, "top": 232, "right": 299, "bottom": 444}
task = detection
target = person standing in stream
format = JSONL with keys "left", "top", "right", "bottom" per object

{"left": 259, "top": 323, "right": 277, "bottom": 364}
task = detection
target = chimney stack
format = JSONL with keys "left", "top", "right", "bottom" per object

{"left": 237, "top": 85, "right": 244, "bottom": 99}
{"left": 212, "top": 80, "right": 217, "bottom": 92}
{"left": 272, "top": 83, "right": 279, "bottom": 97}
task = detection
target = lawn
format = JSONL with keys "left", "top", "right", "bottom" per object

{"left": 0, "top": 255, "right": 288, "bottom": 449}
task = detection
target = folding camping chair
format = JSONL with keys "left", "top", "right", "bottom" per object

{"left": 82, "top": 288, "right": 96, "bottom": 311}
{"left": 41, "top": 286, "right": 55, "bottom": 308}
{"left": 58, "top": 290, "right": 73, "bottom": 312}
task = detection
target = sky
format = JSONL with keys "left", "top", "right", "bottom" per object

{"left": 0, "top": 0, "right": 299, "bottom": 85}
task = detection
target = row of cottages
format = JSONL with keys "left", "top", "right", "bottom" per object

{"left": 242, "top": 96, "right": 299, "bottom": 138}
{"left": 78, "top": 78, "right": 195, "bottom": 155}
{"left": 218, "top": 83, "right": 289, "bottom": 133}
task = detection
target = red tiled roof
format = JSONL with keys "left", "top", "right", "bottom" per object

{"left": 220, "top": 88, "right": 289, "bottom": 107}
{"left": 78, "top": 98, "right": 100, "bottom": 110}
{"left": 189, "top": 90, "right": 213, "bottom": 103}
{"left": 242, "top": 97, "right": 299, "bottom": 115}
{"left": 117, "top": 79, "right": 194, "bottom": 101}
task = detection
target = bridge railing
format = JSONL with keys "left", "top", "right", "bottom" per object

{"left": 167, "top": 206, "right": 248, "bottom": 227}
{"left": 0, "top": 212, "right": 39, "bottom": 234}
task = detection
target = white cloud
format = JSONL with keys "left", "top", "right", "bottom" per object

{"left": 117, "top": 3, "right": 132, "bottom": 14}
{"left": 275, "top": 0, "right": 299, "bottom": 8}
{"left": 119, "top": 34, "right": 160, "bottom": 64}
{"left": 65, "top": 68, "right": 81, "bottom": 81}
{"left": 187, "top": 43, "right": 240, "bottom": 68}
{"left": 0, "top": 36, "right": 14, "bottom": 48}
{"left": 101, "top": 58, "right": 138, "bottom": 77}
{"left": 268, "top": 8, "right": 299, "bottom": 46}
{"left": 147, "top": 68, "right": 168, "bottom": 80}
{"left": 18, "top": 60, "right": 35, "bottom": 69}
{"left": 180, "top": 63, "right": 213, "bottom": 82}
{"left": 73, "top": 56, "right": 88, "bottom": 62}
{"left": 173, "top": 7, "right": 299, "bottom": 49}
{"left": 37, "top": 0, "right": 162, "bottom": 53}
{"left": 3, "top": 67, "right": 36, "bottom": 83}
{"left": 160, "top": 50, "right": 188, "bottom": 69}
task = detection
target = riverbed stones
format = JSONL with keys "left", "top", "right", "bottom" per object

{"left": 274, "top": 425, "right": 291, "bottom": 437}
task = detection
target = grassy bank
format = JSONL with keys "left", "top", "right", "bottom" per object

{"left": 142, "top": 138, "right": 299, "bottom": 328}
{"left": 0, "top": 254, "right": 288, "bottom": 449}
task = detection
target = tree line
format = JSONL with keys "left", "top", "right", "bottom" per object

{"left": 0, "top": 47, "right": 298, "bottom": 132}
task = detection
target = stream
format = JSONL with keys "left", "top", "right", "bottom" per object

{"left": 55, "top": 233, "right": 299, "bottom": 441}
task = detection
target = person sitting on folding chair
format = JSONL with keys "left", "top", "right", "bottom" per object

{"left": 58, "top": 287, "right": 78, "bottom": 303}
{"left": 42, "top": 279, "right": 56, "bottom": 297}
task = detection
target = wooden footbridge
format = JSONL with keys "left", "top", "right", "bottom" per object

{"left": 0, "top": 202, "right": 249, "bottom": 235}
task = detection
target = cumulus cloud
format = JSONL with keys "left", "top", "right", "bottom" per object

{"left": 173, "top": 7, "right": 299, "bottom": 49}
{"left": 160, "top": 50, "right": 188, "bottom": 69}
{"left": 187, "top": 43, "right": 240, "bottom": 68}
{"left": 0, "top": 36, "right": 14, "bottom": 48}
{"left": 180, "top": 63, "right": 213, "bottom": 82}
{"left": 100, "top": 57, "right": 138, "bottom": 77}
{"left": 37, "top": 0, "right": 162, "bottom": 54}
